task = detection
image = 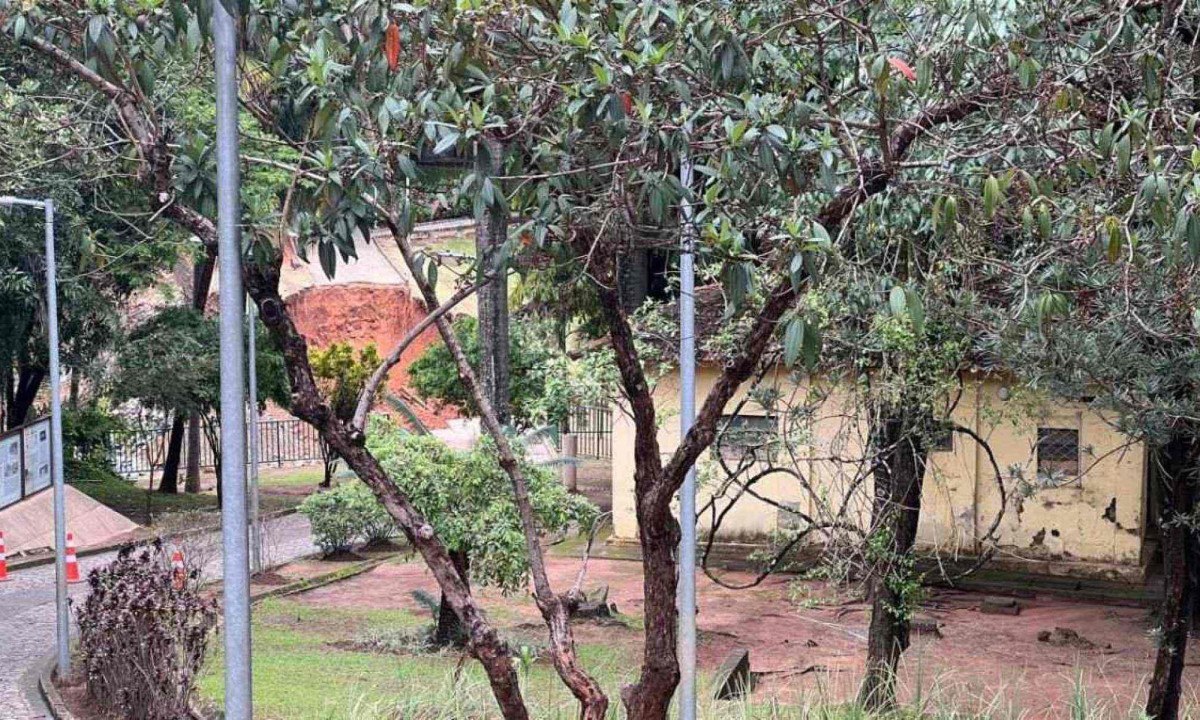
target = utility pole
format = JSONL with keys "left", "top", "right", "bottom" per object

{"left": 677, "top": 122, "right": 698, "bottom": 720}
{"left": 212, "top": 0, "right": 253, "bottom": 715}
{"left": 1, "top": 196, "right": 69, "bottom": 676}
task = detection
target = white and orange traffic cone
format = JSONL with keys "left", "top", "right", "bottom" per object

{"left": 0, "top": 530, "right": 8, "bottom": 582}
{"left": 171, "top": 549, "right": 186, "bottom": 590}
{"left": 65, "top": 532, "right": 82, "bottom": 584}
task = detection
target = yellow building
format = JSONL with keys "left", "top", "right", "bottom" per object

{"left": 610, "top": 365, "right": 1151, "bottom": 581}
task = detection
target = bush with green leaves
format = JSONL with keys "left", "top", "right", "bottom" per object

{"left": 298, "top": 480, "right": 399, "bottom": 554}
{"left": 367, "top": 419, "right": 597, "bottom": 592}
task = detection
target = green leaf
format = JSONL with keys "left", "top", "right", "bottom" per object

{"left": 889, "top": 286, "right": 907, "bottom": 317}
{"left": 904, "top": 288, "right": 925, "bottom": 334}
{"left": 783, "top": 317, "right": 804, "bottom": 367}
{"left": 983, "top": 176, "right": 1002, "bottom": 219}
{"left": 1116, "top": 134, "right": 1131, "bottom": 176}
{"left": 433, "top": 131, "right": 460, "bottom": 156}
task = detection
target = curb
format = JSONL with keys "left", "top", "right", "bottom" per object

{"left": 250, "top": 553, "right": 396, "bottom": 603}
{"left": 37, "top": 658, "right": 75, "bottom": 720}
{"left": 9, "top": 507, "right": 299, "bottom": 572}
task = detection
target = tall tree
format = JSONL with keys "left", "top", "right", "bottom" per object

{"left": 5, "top": 0, "right": 1194, "bottom": 718}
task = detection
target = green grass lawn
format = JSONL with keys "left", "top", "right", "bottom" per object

{"left": 72, "top": 464, "right": 307, "bottom": 527}
{"left": 258, "top": 465, "right": 326, "bottom": 489}
{"left": 198, "top": 597, "right": 639, "bottom": 720}
{"left": 196, "top": 597, "right": 951, "bottom": 720}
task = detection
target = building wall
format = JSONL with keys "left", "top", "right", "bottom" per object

{"left": 611, "top": 367, "right": 1146, "bottom": 568}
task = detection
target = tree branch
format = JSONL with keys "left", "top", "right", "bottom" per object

{"left": 350, "top": 276, "right": 489, "bottom": 432}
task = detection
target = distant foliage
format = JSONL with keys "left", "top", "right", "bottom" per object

{"left": 408, "top": 316, "right": 614, "bottom": 429}
{"left": 76, "top": 542, "right": 216, "bottom": 720}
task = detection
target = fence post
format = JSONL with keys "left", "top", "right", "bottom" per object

{"left": 275, "top": 423, "right": 283, "bottom": 467}
{"left": 561, "top": 434, "right": 578, "bottom": 493}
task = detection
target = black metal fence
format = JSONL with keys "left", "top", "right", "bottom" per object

{"left": 108, "top": 418, "right": 324, "bottom": 478}
{"left": 565, "top": 405, "right": 613, "bottom": 460}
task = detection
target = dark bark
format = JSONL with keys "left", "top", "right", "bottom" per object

{"left": 320, "top": 440, "right": 337, "bottom": 488}
{"left": 244, "top": 253, "right": 533, "bottom": 720}
{"left": 185, "top": 412, "right": 203, "bottom": 493}
{"left": 163, "top": 253, "right": 216, "bottom": 491}
{"left": 158, "top": 415, "right": 185, "bottom": 493}
{"left": 1146, "top": 433, "right": 1198, "bottom": 720}
{"left": 434, "top": 550, "right": 471, "bottom": 647}
{"left": 858, "top": 410, "right": 930, "bottom": 712}
{"left": 475, "top": 138, "right": 511, "bottom": 425}
{"left": 8, "top": 365, "right": 46, "bottom": 430}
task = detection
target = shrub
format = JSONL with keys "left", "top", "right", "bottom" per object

{"left": 76, "top": 542, "right": 216, "bottom": 720}
{"left": 348, "top": 482, "right": 399, "bottom": 545}
{"left": 298, "top": 481, "right": 396, "bottom": 553}
{"left": 298, "top": 484, "right": 365, "bottom": 554}
{"left": 63, "top": 406, "right": 126, "bottom": 467}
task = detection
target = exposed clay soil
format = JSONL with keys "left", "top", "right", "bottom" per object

{"left": 293, "top": 555, "right": 1200, "bottom": 718}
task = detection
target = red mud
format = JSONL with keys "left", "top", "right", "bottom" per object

{"left": 285, "top": 283, "right": 459, "bottom": 430}
{"left": 292, "top": 555, "right": 1199, "bottom": 718}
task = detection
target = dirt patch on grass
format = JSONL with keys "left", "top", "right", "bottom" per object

{"left": 287, "top": 554, "right": 1199, "bottom": 717}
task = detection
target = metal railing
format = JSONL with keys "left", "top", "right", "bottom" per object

{"left": 108, "top": 418, "right": 324, "bottom": 478}
{"left": 565, "top": 405, "right": 613, "bottom": 460}
{"left": 0, "top": 416, "right": 54, "bottom": 510}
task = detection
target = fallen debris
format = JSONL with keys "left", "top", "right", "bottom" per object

{"left": 980, "top": 595, "right": 1022, "bottom": 616}
{"left": 1037, "top": 627, "right": 1097, "bottom": 650}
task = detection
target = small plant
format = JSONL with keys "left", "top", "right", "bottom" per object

{"left": 76, "top": 541, "right": 217, "bottom": 720}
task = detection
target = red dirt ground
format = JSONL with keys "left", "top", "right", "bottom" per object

{"left": 292, "top": 556, "right": 1199, "bottom": 718}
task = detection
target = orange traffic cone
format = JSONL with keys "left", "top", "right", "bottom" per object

{"left": 65, "top": 532, "right": 82, "bottom": 584}
{"left": 0, "top": 530, "right": 9, "bottom": 582}
{"left": 171, "top": 549, "right": 186, "bottom": 590}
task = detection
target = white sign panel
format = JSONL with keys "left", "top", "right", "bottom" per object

{"left": 0, "top": 434, "right": 20, "bottom": 507}
{"left": 22, "top": 419, "right": 52, "bottom": 496}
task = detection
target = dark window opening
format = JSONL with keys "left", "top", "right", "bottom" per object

{"left": 1037, "top": 427, "right": 1080, "bottom": 482}
{"left": 929, "top": 425, "right": 954, "bottom": 453}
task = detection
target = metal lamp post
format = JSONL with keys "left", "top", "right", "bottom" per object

{"left": 0, "top": 195, "right": 70, "bottom": 676}
{"left": 677, "top": 124, "right": 698, "bottom": 719}
{"left": 212, "top": 0, "right": 253, "bottom": 714}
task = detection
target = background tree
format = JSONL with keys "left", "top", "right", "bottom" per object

{"left": 408, "top": 316, "right": 615, "bottom": 431}
{"left": 310, "top": 342, "right": 382, "bottom": 488}
{"left": 112, "top": 307, "right": 288, "bottom": 496}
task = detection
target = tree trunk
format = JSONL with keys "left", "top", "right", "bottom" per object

{"left": 8, "top": 365, "right": 45, "bottom": 430}
{"left": 245, "top": 255, "right": 533, "bottom": 720}
{"left": 185, "top": 412, "right": 203, "bottom": 493}
{"left": 858, "top": 411, "right": 930, "bottom": 713}
{"left": 1146, "top": 433, "right": 1198, "bottom": 720}
{"left": 163, "top": 252, "right": 215, "bottom": 487}
{"left": 320, "top": 440, "right": 336, "bottom": 488}
{"left": 475, "top": 138, "right": 510, "bottom": 425}
{"left": 159, "top": 415, "right": 185, "bottom": 493}
{"left": 621, "top": 498, "right": 681, "bottom": 720}
{"left": 435, "top": 550, "right": 471, "bottom": 647}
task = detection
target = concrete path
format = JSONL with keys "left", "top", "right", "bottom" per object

{"left": 0, "top": 513, "right": 316, "bottom": 719}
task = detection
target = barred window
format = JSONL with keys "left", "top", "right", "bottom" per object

{"left": 1037, "top": 427, "right": 1079, "bottom": 481}
{"left": 715, "top": 415, "right": 777, "bottom": 463}
{"left": 929, "top": 426, "right": 954, "bottom": 453}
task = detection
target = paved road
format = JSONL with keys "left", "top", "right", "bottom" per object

{"left": 0, "top": 513, "right": 316, "bottom": 719}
